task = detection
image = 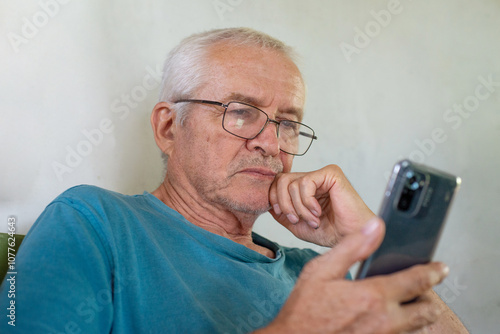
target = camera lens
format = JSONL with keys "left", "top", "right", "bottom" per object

{"left": 398, "top": 196, "right": 411, "bottom": 211}
{"left": 398, "top": 170, "right": 425, "bottom": 212}
{"left": 406, "top": 171, "right": 421, "bottom": 191}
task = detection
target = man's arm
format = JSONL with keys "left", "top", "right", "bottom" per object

{"left": 0, "top": 201, "right": 114, "bottom": 333}
{"left": 415, "top": 290, "right": 469, "bottom": 333}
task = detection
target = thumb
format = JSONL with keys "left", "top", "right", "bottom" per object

{"left": 301, "top": 217, "right": 385, "bottom": 281}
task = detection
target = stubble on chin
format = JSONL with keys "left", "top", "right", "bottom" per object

{"left": 195, "top": 156, "right": 283, "bottom": 216}
{"left": 216, "top": 195, "right": 271, "bottom": 216}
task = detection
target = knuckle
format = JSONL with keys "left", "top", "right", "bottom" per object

{"left": 298, "top": 176, "right": 310, "bottom": 188}
{"left": 297, "top": 173, "right": 313, "bottom": 184}
{"left": 276, "top": 172, "right": 293, "bottom": 187}
{"left": 426, "top": 304, "right": 442, "bottom": 322}
{"left": 283, "top": 171, "right": 302, "bottom": 181}
{"left": 355, "top": 284, "right": 386, "bottom": 312}
{"left": 409, "top": 304, "right": 441, "bottom": 328}
{"left": 325, "top": 164, "right": 344, "bottom": 175}
{"left": 288, "top": 180, "right": 300, "bottom": 190}
{"left": 280, "top": 172, "right": 294, "bottom": 181}
{"left": 410, "top": 265, "right": 435, "bottom": 292}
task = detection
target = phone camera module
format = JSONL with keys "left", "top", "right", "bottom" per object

{"left": 398, "top": 171, "right": 425, "bottom": 212}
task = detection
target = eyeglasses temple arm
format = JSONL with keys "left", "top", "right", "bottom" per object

{"left": 175, "top": 99, "right": 226, "bottom": 108}
{"left": 299, "top": 131, "right": 318, "bottom": 140}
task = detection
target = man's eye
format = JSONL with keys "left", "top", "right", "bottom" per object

{"left": 280, "top": 120, "right": 300, "bottom": 132}
{"left": 227, "top": 108, "right": 259, "bottom": 122}
{"left": 229, "top": 108, "right": 252, "bottom": 117}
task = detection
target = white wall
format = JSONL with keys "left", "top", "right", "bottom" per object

{"left": 1, "top": 0, "right": 499, "bottom": 332}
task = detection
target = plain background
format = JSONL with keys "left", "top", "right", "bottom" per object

{"left": 1, "top": 0, "right": 499, "bottom": 332}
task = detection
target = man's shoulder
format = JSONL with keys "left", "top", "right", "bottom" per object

{"left": 34, "top": 185, "right": 157, "bottom": 239}
{"left": 60, "top": 183, "right": 122, "bottom": 197}
{"left": 47, "top": 185, "right": 149, "bottom": 220}
{"left": 55, "top": 184, "right": 136, "bottom": 206}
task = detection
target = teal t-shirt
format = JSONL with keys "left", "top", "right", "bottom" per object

{"left": 0, "top": 185, "right": 323, "bottom": 333}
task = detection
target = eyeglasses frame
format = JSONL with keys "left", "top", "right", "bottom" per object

{"left": 174, "top": 99, "right": 318, "bottom": 156}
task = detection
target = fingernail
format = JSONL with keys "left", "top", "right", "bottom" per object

{"left": 273, "top": 204, "right": 282, "bottom": 215}
{"left": 441, "top": 264, "right": 450, "bottom": 277}
{"left": 362, "top": 218, "right": 379, "bottom": 235}
{"left": 308, "top": 221, "right": 319, "bottom": 229}
{"left": 311, "top": 210, "right": 320, "bottom": 218}
{"left": 287, "top": 214, "right": 299, "bottom": 224}
{"left": 430, "top": 264, "right": 449, "bottom": 285}
{"left": 430, "top": 270, "right": 441, "bottom": 285}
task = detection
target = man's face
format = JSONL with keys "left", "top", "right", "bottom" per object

{"left": 167, "top": 43, "right": 306, "bottom": 215}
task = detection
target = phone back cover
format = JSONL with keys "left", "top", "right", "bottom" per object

{"left": 356, "top": 160, "right": 460, "bottom": 278}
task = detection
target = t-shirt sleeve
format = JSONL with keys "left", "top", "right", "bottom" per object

{"left": 0, "top": 200, "right": 114, "bottom": 333}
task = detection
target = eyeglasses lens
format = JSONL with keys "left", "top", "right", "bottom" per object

{"left": 223, "top": 102, "right": 314, "bottom": 155}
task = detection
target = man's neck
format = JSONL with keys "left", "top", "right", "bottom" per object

{"left": 151, "top": 179, "right": 275, "bottom": 258}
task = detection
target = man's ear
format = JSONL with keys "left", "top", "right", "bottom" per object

{"left": 151, "top": 102, "right": 178, "bottom": 157}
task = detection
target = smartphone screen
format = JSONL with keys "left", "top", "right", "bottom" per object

{"left": 356, "top": 160, "right": 461, "bottom": 279}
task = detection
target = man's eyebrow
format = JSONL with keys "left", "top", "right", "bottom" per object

{"left": 224, "top": 92, "right": 262, "bottom": 106}
{"left": 278, "top": 108, "right": 304, "bottom": 122}
{"left": 224, "top": 92, "right": 304, "bottom": 121}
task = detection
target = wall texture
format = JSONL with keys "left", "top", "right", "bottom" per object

{"left": 1, "top": 0, "right": 499, "bottom": 332}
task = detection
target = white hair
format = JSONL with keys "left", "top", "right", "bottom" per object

{"left": 158, "top": 27, "right": 300, "bottom": 125}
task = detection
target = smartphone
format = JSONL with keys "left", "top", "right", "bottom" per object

{"left": 355, "top": 159, "right": 461, "bottom": 279}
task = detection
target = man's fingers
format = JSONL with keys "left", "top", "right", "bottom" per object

{"left": 272, "top": 173, "right": 300, "bottom": 223}
{"left": 381, "top": 262, "right": 450, "bottom": 302}
{"left": 270, "top": 172, "right": 324, "bottom": 228}
{"left": 397, "top": 293, "right": 443, "bottom": 332}
{"left": 297, "top": 177, "right": 323, "bottom": 219}
{"left": 288, "top": 181, "right": 321, "bottom": 228}
{"left": 268, "top": 179, "right": 280, "bottom": 213}
{"left": 301, "top": 217, "right": 385, "bottom": 281}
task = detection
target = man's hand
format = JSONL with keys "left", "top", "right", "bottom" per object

{"left": 255, "top": 218, "right": 451, "bottom": 334}
{"left": 269, "top": 164, "right": 375, "bottom": 246}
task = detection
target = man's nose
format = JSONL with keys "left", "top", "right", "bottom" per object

{"left": 246, "top": 120, "right": 280, "bottom": 156}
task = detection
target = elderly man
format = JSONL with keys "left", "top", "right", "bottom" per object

{"left": 0, "top": 28, "right": 468, "bottom": 333}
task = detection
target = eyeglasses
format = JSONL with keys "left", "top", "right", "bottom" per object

{"left": 174, "top": 99, "right": 317, "bottom": 156}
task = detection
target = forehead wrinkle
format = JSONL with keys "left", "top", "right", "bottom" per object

{"left": 223, "top": 92, "right": 263, "bottom": 106}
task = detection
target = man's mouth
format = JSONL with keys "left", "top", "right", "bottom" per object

{"left": 239, "top": 167, "right": 278, "bottom": 179}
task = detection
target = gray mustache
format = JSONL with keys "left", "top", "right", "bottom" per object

{"left": 232, "top": 157, "right": 283, "bottom": 175}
